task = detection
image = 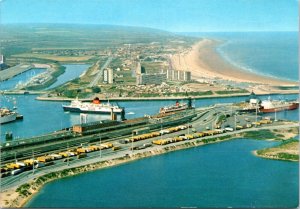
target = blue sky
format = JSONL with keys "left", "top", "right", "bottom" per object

{"left": 1, "top": 0, "right": 298, "bottom": 32}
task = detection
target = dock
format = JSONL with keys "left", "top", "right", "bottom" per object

{"left": 0, "top": 64, "right": 34, "bottom": 81}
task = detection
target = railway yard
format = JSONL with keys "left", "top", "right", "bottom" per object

{"left": 0, "top": 103, "right": 298, "bottom": 191}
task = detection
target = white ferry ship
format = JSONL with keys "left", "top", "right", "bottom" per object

{"left": 62, "top": 97, "right": 123, "bottom": 114}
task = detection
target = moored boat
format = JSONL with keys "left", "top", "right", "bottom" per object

{"left": 260, "top": 99, "right": 299, "bottom": 113}
{"left": 62, "top": 97, "right": 123, "bottom": 114}
{"left": 159, "top": 100, "right": 189, "bottom": 114}
{"left": 0, "top": 108, "right": 18, "bottom": 124}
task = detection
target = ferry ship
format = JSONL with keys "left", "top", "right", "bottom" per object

{"left": 260, "top": 99, "right": 299, "bottom": 113}
{"left": 0, "top": 108, "right": 18, "bottom": 124}
{"left": 62, "top": 97, "right": 123, "bottom": 114}
{"left": 159, "top": 100, "right": 189, "bottom": 114}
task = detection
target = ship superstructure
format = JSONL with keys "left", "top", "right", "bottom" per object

{"left": 62, "top": 97, "right": 123, "bottom": 114}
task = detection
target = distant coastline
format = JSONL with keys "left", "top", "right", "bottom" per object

{"left": 171, "top": 38, "right": 298, "bottom": 86}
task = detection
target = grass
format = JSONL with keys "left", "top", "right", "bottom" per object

{"left": 215, "top": 89, "right": 249, "bottom": 94}
{"left": 256, "top": 139, "right": 299, "bottom": 161}
{"left": 243, "top": 129, "right": 277, "bottom": 140}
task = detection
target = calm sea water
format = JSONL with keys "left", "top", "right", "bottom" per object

{"left": 26, "top": 139, "right": 299, "bottom": 208}
{"left": 182, "top": 32, "right": 298, "bottom": 81}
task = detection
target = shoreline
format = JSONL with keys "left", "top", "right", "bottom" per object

{"left": 252, "top": 150, "right": 298, "bottom": 162}
{"left": 171, "top": 39, "right": 298, "bottom": 86}
{"left": 34, "top": 91, "right": 298, "bottom": 102}
{"left": 1, "top": 124, "right": 298, "bottom": 208}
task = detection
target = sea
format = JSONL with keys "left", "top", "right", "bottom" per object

{"left": 0, "top": 32, "right": 299, "bottom": 208}
{"left": 182, "top": 31, "right": 299, "bottom": 82}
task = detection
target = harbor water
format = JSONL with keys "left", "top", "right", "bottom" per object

{"left": 0, "top": 93, "right": 298, "bottom": 141}
{"left": 26, "top": 139, "right": 298, "bottom": 208}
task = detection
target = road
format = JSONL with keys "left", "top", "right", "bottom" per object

{"left": 88, "top": 57, "right": 113, "bottom": 87}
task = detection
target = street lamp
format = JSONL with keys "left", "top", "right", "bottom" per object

{"left": 32, "top": 150, "right": 35, "bottom": 174}
{"left": 99, "top": 136, "right": 102, "bottom": 158}
{"left": 131, "top": 132, "right": 134, "bottom": 155}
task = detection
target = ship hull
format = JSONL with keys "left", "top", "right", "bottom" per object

{"left": 0, "top": 113, "right": 17, "bottom": 124}
{"left": 160, "top": 107, "right": 189, "bottom": 114}
{"left": 260, "top": 103, "right": 299, "bottom": 113}
{"left": 63, "top": 106, "right": 122, "bottom": 114}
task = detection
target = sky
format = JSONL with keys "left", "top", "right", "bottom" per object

{"left": 1, "top": 0, "right": 298, "bottom": 32}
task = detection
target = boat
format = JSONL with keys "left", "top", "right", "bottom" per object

{"left": 260, "top": 98, "right": 299, "bottom": 113}
{"left": 62, "top": 97, "right": 123, "bottom": 114}
{"left": 0, "top": 108, "right": 18, "bottom": 124}
{"left": 159, "top": 100, "right": 189, "bottom": 114}
{"left": 237, "top": 91, "right": 261, "bottom": 113}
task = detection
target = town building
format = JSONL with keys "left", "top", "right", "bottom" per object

{"left": 136, "top": 73, "right": 167, "bottom": 85}
{"left": 161, "top": 69, "right": 191, "bottom": 81}
{"left": 103, "top": 68, "right": 114, "bottom": 84}
{"left": 0, "top": 54, "right": 6, "bottom": 70}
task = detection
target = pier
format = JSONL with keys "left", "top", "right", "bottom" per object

{"left": 0, "top": 64, "right": 34, "bottom": 81}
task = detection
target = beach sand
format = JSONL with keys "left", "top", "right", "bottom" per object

{"left": 171, "top": 39, "right": 297, "bottom": 86}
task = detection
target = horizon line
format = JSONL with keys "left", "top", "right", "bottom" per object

{"left": 1, "top": 22, "right": 298, "bottom": 33}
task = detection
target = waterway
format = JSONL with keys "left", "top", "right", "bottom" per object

{"left": 0, "top": 94, "right": 298, "bottom": 141}
{"left": 26, "top": 138, "right": 298, "bottom": 208}
{"left": 47, "top": 64, "right": 90, "bottom": 89}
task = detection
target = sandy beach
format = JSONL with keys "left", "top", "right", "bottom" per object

{"left": 171, "top": 39, "right": 297, "bottom": 86}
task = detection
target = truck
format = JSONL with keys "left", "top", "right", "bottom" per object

{"left": 37, "top": 156, "right": 52, "bottom": 163}
{"left": 77, "top": 153, "right": 87, "bottom": 159}
{"left": 35, "top": 163, "right": 45, "bottom": 169}
{"left": 100, "top": 143, "right": 113, "bottom": 149}
{"left": 112, "top": 146, "right": 121, "bottom": 151}
{"left": 11, "top": 168, "right": 24, "bottom": 175}
{"left": 49, "top": 154, "right": 63, "bottom": 160}
{"left": 225, "top": 127, "right": 234, "bottom": 132}
{"left": 159, "top": 129, "right": 170, "bottom": 135}
{"left": 236, "top": 125, "right": 243, "bottom": 130}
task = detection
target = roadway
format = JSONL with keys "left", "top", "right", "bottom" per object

{"left": 88, "top": 56, "right": 113, "bottom": 87}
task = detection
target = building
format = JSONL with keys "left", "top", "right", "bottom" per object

{"left": 103, "top": 68, "right": 114, "bottom": 84}
{"left": 0, "top": 55, "right": 4, "bottom": 64}
{"left": 136, "top": 73, "right": 167, "bottom": 85}
{"left": 0, "top": 55, "right": 6, "bottom": 70}
{"left": 161, "top": 69, "right": 191, "bottom": 82}
{"left": 133, "top": 61, "right": 146, "bottom": 77}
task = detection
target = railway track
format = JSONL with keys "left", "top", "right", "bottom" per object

{"left": 1, "top": 112, "right": 198, "bottom": 165}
